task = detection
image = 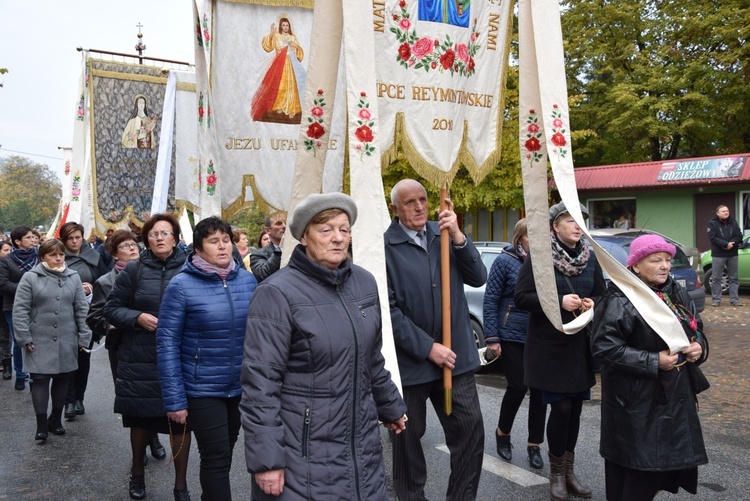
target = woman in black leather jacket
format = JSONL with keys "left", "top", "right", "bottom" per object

{"left": 592, "top": 234, "right": 708, "bottom": 500}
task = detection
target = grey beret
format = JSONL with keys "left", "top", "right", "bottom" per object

{"left": 289, "top": 192, "right": 358, "bottom": 240}
{"left": 549, "top": 201, "right": 589, "bottom": 225}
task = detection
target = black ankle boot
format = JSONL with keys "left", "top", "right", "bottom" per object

{"left": 129, "top": 474, "right": 146, "bottom": 500}
{"left": 173, "top": 487, "right": 191, "bottom": 501}
{"left": 496, "top": 433, "right": 512, "bottom": 461}
{"left": 48, "top": 408, "right": 66, "bottom": 435}
{"left": 35, "top": 414, "right": 48, "bottom": 442}
{"left": 149, "top": 433, "right": 167, "bottom": 460}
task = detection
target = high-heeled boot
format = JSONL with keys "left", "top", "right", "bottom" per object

{"left": 35, "top": 413, "right": 48, "bottom": 442}
{"left": 564, "top": 451, "right": 592, "bottom": 498}
{"left": 548, "top": 452, "right": 568, "bottom": 501}
{"left": 129, "top": 474, "right": 146, "bottom": 500}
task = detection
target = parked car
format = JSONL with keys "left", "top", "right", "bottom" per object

{"left": 589, "top": 231, "right": 706, "bottom": 313}
{"left": 588, "top": 228, "right": 704, "bottom": 283}
{"left": 463, "top": 241, "right": 509, "bottom": 348}
{"left": 701, "top": 233, "right": 750, "bottom": 293}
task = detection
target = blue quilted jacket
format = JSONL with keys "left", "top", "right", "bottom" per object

{"left": 156, "top": 254, "right": 257, "bottom": 411}
{"left": 483, "top": 245, "right": 529, "bottom": 344}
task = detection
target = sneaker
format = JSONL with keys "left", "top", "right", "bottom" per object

{"left": 711, "top": 301, "right": 721, "bottom": 307}
{"left": 731, "top": 301, "right": 743, "bottom": 307}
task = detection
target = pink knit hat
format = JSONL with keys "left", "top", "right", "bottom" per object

{"left": 627, "top": 234, "right": 676, "bottom": 266}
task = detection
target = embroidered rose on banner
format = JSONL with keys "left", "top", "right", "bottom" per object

{"left": 76, "top": 94, "right": 85, "bottom": 121}
{"left": 201, "top": 13, "right": 211, "bottom": 50}
{"left": 303, "top": 89, "right": 327, "bottom": 156}
{"left": 524, "top": 109, "right": 544, "bottom": 164}
{"left": 354, "top": 92, "right": 376, "bottom": 160}
{"left": 64, "top": 160, "right": 70, "bottom": 175}
{"left": 206, "top": 160, "right": 217, "bottom": 196}
{"left": 549, "top": 104, "right": 569, "bottom": 160}
{"left": 198, "top": 92, "right": 204, "bottom": 125}
{"left": 390, "top": 1, "right": 481, "bottom": 77}
{"left": 71, "top": 171, "right": 81, "bottom": 201}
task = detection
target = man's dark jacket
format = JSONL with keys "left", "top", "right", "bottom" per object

{"left": 707, "top": 215, "right": 742, "bottom": 258}
{"left": 250, "top": 244, "right": 281, "bottom": 282}
{"left": 384, "top": 218, "right": 487, "bottom": 386}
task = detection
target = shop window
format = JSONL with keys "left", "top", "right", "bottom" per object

{"left": 588, "top": 198, "right": 637, "bottom": 229}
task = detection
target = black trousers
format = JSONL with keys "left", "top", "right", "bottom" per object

{"left": 497, "top": 341, "right": 546, "bottom": 444}
{"left": 188, "top": 396, "right": 241, "bottom": 501}
{"left": 393, "top": 371, "right": 484, "bottom": 501}
{"left": 66, "top": 341, "right": 93, "bottom": 404}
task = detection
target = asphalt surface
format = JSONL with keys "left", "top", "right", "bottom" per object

{"left": 1, "top": 295, "right": 749, "bottom": 500}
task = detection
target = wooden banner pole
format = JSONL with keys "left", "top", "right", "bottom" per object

{"left": 440, "top": 184, "right": 452, "bottom": 415}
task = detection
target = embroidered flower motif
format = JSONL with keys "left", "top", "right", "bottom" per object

{"left": 549, "top": 104, "right": 569, "bottom": 160}
{"left": 201, "top": 13, "right": 211, "bottom": 49}
{"left": 198, "top": 92, "right": 204, "bottom": 125}
{"left": 354, "top": 93, "right": 375, "bottom": 160}
{"left": 524, "top": 109, "right": 544, "bottom": 164}
{"left": 71, "top": 171, "right": 81, "bottom": 201}
{"left": 64, "top": 160, "right": 70, "bottom": 175}
{"left": 206, "top": 160, "right": 217, "bottom": 196}
{"left": 76, "top": 94, "right": 85, "bottom": 121}
{"left": 390, "top": 2, "right": 481, "bottom": 77}
{"left": 303, "top": 90, "right": 327, "bottom": 156}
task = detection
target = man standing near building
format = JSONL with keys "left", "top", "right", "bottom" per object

{"left": 707, "top": 204, "right": 743, "bottom": 306}
{"left": 384, "top": 179, "right": 486, "bottom": 501}
{"left": 249, "top": 212, "right": 286, "bottom": 282}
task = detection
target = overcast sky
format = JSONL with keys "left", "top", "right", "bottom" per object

{"left": 0, "top": 0, "right": 195, "bottom": 183}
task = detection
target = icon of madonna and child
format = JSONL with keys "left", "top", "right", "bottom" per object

{"left": 250, "top": 16, "right": 306, "bottom": 125}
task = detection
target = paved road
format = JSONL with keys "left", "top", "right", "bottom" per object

{"left": 1, "top": 298, "right": 749, "bottom": 500}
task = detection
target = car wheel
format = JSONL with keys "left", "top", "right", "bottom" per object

{"left": 471, "top": 319, "right": 485, "bottom": 349}
{"left": 704, "top": 268, "right": 729, "bottom": 295}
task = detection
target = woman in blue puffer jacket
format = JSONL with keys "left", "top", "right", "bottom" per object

{"left": 157, "top": 217, "right": 257, "bottom": 501}
{"left": 483, "top": 218, "right": 547, "bottom": 469}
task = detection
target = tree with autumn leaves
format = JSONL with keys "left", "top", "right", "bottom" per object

{"left": 0, "top": 156, "right": 61, "bottom": 231}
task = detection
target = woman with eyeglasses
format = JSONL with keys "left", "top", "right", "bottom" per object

{"left": 103, "top": 214, "right": 191, "bottom": 501}
{"left": 59, "top": 222, "right": 110, "bottom": 420}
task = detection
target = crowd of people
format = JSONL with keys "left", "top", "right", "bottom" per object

{"left": 0, "top": 183, "right": 712, "bottom": 501}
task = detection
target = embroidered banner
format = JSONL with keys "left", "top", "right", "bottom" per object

{"left": 518, "top": 0, "right": 688, "bottom": 352}
{"left": 373, "top": 0, "right": 513, "bottom": 185}
{"left": 89, "top": 59, "right": 176, "bottom": 227}
{"left": 193, "top": 0, "right": 345, "bottom": 218}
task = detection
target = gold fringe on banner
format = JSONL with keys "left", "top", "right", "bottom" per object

{"left": 219, "top": 0, "right": 313, "bottom": 9}
{"left": 221, "top": 174, "right": 283, "bottom": 220}
{"left": 90, "top": 69, "right": 168, "bottom": 85}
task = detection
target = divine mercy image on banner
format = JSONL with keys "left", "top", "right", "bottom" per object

{"left": 89, "top": 59, "right": 176, "bottom": 225}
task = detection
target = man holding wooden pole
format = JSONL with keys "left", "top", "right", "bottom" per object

{"left": 384, "top": 179, "right": 487, "bottom": 501}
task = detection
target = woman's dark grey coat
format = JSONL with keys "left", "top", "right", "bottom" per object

{"left": 592, "top": 278, "right": 708, "bottom": 471}
{"left": 12, "top": 264, "right": 92, "bottom": 374}
{"left": 240, "top": 245, "right": 406, "bottom": 501}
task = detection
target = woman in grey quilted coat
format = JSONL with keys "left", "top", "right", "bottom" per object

{"left": 12, "top": 239, "right": 92, "bottom": 442}
{"left": 241, "top": 193, "right": 406, "bottom": 500}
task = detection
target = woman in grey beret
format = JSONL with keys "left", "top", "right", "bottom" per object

{"left": 12, "top": 238, "right": 92, "bottom": 443}
{"left": 240, "top": 192, "right": 407, "bottom": 500}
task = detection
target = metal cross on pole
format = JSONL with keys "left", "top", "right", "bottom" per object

{"left": 135, "top": 22, "right": 146, "bottom": 64}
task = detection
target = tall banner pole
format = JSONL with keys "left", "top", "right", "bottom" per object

{"left": 440, "top": 183, "right": 452, "bottom": 415}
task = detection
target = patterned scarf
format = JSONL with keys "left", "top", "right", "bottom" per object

{"left": 114, "top": 260, "right": 128, "bottom": 273}
{"left": 11, "top": 247, "right": 40, "bottom": 272}
{"left": 656, "top": 290, "right": 701, "bottom": 342}
{"left": 550, "top": 231, "right": 590, "bottom": 276}
{"left": 192, "top": 254, "right": 235, "bottom": 280}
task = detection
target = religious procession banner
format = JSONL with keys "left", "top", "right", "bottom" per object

{"left": 373, "top": 0, "right": 513, "bottom": 184}
{"left": 88, "top": 58, "right": 175, "bottom": 231}
{"left": 517, "top": 0, "right": 688, "bottom": 352}
{"left": 192, "top": 0, "right": 345, "bottom": 218}
{"left": 54, "top": 53, "right": 95, "bottom": 237}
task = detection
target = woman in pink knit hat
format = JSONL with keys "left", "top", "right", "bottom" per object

{"left": 592, "top": 234, "right": 709, "bottom": 500}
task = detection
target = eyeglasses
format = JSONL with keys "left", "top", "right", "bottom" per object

{"left": 147, "top": 231, "right": 173, "bottom": 239}
{"left": 118, "top": 242, "right": 139, "bottom": 250}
